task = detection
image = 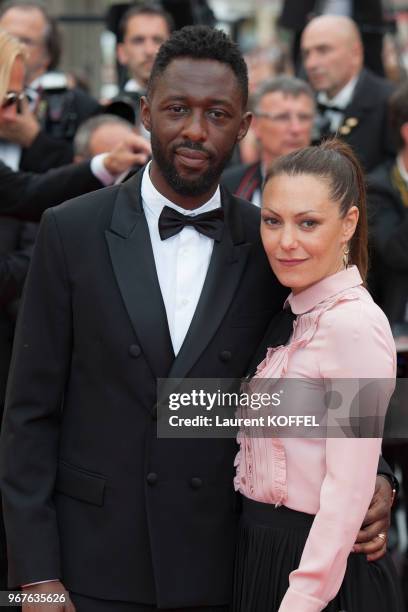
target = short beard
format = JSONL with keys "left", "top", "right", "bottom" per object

{"left": 150, "top": 131, "right": 234, "bottom": 197}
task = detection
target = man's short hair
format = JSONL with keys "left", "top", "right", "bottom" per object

{"left": 389, "top": 80, "right": 408, "bottom": 151}
{"left": 147, "top": 25, "right": 248, "bottom": 107}
{"left": 0, "top": 1, "right": 61, "bottom": 69}
{"left": 74, "top": 114, "right": 132, "bottom": 159}
{"left": 252, "top": 75, "right": 315, "bottom": 112}
{"left": 118, "top": 3, "right": 174, "bottom": 42}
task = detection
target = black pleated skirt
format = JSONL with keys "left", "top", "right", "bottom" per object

{"left": 233, "top": 496, "right": 404, "bottom": 612}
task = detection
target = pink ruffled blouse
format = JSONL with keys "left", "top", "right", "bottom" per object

{"left": 234, "top": 266, "right": 396, "bottom": 612}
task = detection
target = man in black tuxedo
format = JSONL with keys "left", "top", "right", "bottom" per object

{"left": 0, "top": 25, "right": 396, "bottom": 612}
{"left": 301, "top": 15, "right": 394, "bottom": 171}
{"left": 279, "top": 0, "right": 389, "bottom": 77}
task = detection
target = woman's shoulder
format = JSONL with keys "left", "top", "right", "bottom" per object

{"left": 319, "top": 286, "right": 392, "bottom": 337}
{"left": 315, "top": 286, "right": 396, "bottom": 377}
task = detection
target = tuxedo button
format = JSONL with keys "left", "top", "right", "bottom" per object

{"left": 146, "top": 472, "right": 158, "bottom": 485}
{"left": 190, "top": 477, "right": 202, "bottom": 489}
{"left": 219, "top": 350, "right": 232, "bottom": 362}
{"left": 129, "top": 344, "right": 142, "bottom": 358}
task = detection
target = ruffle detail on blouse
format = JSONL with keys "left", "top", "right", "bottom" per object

{"left": 255, "top": 289, "right": 361, "bottom": 380}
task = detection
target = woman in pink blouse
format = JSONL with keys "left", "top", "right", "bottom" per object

{"left": 233, "top": 140, "right": 403, "bottom": 611}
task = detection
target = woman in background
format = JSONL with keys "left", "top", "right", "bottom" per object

{"left": 233, "top": 140, "right": 403, "bottom": 611}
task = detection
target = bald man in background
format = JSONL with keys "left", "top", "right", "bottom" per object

{"left": 301, "top": 15, "right": 395, "bottom": 171}
{"left": 73, "top": 114, "right": 134, "bottom": 162}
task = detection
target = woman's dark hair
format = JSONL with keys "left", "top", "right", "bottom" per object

{"left": 265, "top": 139, "right": 368, "bottom": 281}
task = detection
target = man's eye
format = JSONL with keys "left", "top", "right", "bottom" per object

{"left": 169, "top": 106, "right": 187, "bottom": 114}
{"left": 209, "top": 110, "right": 226, "bottom": 119}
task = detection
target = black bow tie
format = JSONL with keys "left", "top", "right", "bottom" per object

{"left": 158, "top": 205, "right": 224, "bottom": 241}
{"left": 317, "top": 101, "right": 345, "bottom": 114}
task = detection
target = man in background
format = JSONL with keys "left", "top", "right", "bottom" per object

{"left": 279, "top": 0, "right": 390, "bottom": 77}
{"left": 116, "top": 3, "right": 173, "bottom": 127}
{"left": 301, "top": 14, "right": 394, "bottom": 171}
{"left": 0, "top": 1, "right": 100, "bottom": 171}
{"left": 73, "top": 114, "right": 134, "bottom": 162}
{"left": 368, "top": 81, "right": 408, "bottom": 325}
{"left": 222, "top": 75, "right": 314, "bottom": 204}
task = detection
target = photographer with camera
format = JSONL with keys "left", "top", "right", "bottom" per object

{"left": 0, "top": 1, "right": 100, "bottom": 173}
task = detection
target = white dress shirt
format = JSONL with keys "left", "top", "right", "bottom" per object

{"left": 0, "top": 141, "right": 21, "bottom": 170}
{"left": 317, "top": 75, "right": 358, "bottom": 132}
{"left": 141, "top": 163, "right": 221, "bottom": 355}
{"left": 124, "top": 79, "right": 145, "bottom": 95}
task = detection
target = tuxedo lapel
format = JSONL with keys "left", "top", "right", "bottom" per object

{"left": 338, "top": 70, "right": 372, "bottom": 136}
{"left": 168, "top": 188, "right": 251, "bottom": 380}
{"left": 245, "top": 308, "right": 296, "bottom": 379}
{"left": 105, "top": 170, "right": 174, "bottom": 379}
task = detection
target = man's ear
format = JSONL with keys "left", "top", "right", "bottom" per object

{"left": 250, "top": 114, "right": 262, "bottom": 141}
{"left": 116, "top": 43, "right": 128, "bottom": 66}
{"left": 400, "top": 122, "right": 408, "bottom": 148}
{"left": 140, "top": 96, "right": 151, "bottom": 133}
{"left": 237, "top": 111, "right": 252, "bottom": 142}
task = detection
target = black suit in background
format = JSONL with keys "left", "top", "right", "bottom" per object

{"left": 0, "top": 159, "right": 101, "bottom": 220}
{"left": 221, "top": 161, "right": 262, "bottom": 203}
{"left": 316, "top": 68, "right": 395, "bottom": 172}
{"left": 367, "top": 160, "right": 408, "bottom": 324}
{"left": 0, "top": 169, "right": 288, "bottom": 607}
{"left": 0, "top": 219, "right": 37, "bottom": 589}
{"left": 279, "top": 0, "right": 389, "bottom": 76}
{"left": 18, "top": 130, "right": 74, "bottom": 173}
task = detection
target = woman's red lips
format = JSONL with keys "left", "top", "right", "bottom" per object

{"left": 277, "top": 259, "right": 308, "bottom": 267}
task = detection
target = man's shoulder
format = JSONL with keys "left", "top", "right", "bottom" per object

{"left": 357, "top": 68, "right": 394, "bottom": 99}
{"left": 223, "top": 189, "right": 263, "bottom": 246}
{"left": 221, "top": 162, "right": 260, "bottom": 194}
{"left": 224, "top": 187, "right": 260, "bottom": 219}
{"left": 367, "top": 160, "right": 402, "bottom": 210}
{"left": 49, "top": 183, "right": 122, "bottom": 227}
{"left": 368, "top": 159, "right": 394, "bottom": 187}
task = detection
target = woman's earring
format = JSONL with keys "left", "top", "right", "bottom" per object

{"left": 343, "top": 246, "right": 350, "bottom": 269}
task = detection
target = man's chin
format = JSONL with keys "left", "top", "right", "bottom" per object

{"left": 170, "top": 178, "right": 213, "bottom": 197}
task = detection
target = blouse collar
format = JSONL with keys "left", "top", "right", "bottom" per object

{"left": 285, "top": 266, "right": 363, "bottom": 315}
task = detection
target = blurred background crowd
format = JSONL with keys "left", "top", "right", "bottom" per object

{"left": 0, "top": 0, "right": 408, "bottom": 608}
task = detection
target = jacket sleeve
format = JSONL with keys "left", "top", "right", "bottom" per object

{"left": 20, "top": 130, "right": 74, "bottom": 172}
{"left": 0, "top": 209, "right": 72, "bottom": 587}
{"left": 0, "top": 159, "right": 101, "bottom": 221}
